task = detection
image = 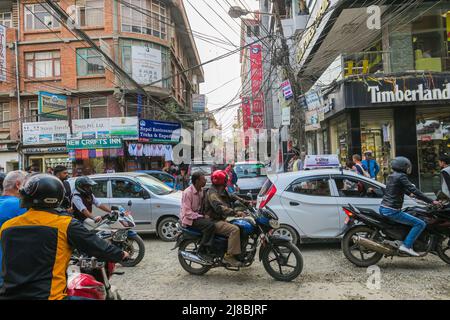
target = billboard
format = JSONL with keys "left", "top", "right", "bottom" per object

{"left": 38, "top": 91, "right": 68, "bottom": 119}
{"left": 131, "top": 46, "right": 162, "bottom": 86}
{"left": 192, "top": 94, "right": 206, "bottom": 113}
{"left": 138, "top": 119, "right": 181, "bottom": 143}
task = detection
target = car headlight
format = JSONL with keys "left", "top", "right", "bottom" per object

{"left": 269, "top": 219, "right": 280, "bottom": 229}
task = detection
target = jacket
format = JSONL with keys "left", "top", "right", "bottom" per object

{"left": 381, "top": 171, "right": 433, "bottom": 210}
{"left": 204, "top": 186, "right": 237, "bottom": 221}
{"left": 362, "top": 159, "right": 380, "bottom": 179}
{"left": 0, "top": 209, "right": 123, "bottom": 300}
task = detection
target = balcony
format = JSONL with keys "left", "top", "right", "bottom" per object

{"left": 343, "top": 51, "right": 391, "bottom": 78}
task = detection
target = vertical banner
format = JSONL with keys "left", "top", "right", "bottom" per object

{"left": 0, "top": 25, "right": 6, "bottom": 82}
{"left": 137, "top": 94, "right": 143, "bottom": 118}
{"left": 249, "top": 44, "right": 265, "bottom": 128}
{"left": 241, "top": 97, "right": 251, "bottom": 131}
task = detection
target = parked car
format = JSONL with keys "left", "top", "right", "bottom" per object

{"left": 69, "top": 173, "right": 181, "bottom": 242}
{"left": 235, "top": 161, "right": 267, "bottom": 199}
{"left": 137, "top": 170, "right": 175, "bottom": 189}
{"left": 256, "top": 169, "right": 418, "bottom": 245}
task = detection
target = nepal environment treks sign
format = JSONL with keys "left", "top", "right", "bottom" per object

{"left": 369, "top": 83, "right": 450, "bottom": 104}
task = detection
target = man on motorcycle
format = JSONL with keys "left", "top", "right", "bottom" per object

{"left": 0, "top": 174, "right": 129, "bottom": 300}
{"left": 180, "top": 171, "right": 215, "bottom": 260}
{"left": 439, "top": 154, "right": 450, "bottom": 200}
{"left": 72, "top": 176, "right": 112, "bottom": 223}
{"left": 204, "top": 170, "right": 247, "bottom": 267}
{"left": 380, "top": 156, "right": 439, "bottom": 257}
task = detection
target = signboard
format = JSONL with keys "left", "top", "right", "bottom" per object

{"left": 39, "top": 91, "right": 68, "bottom": 119}
{"left": 138, "top": 119, "right": 181, "bottom": 143}
{"left": 249, "top": 44, "right": 265, "bottom": 128}
{"left": 0, "top": 25, "right": 5, "bottom": 82}
{"left": 305, "top": 90, "right": 322, "bottom": 110}
{"left": 368, "top": 84, "right": 450, "bottom": 104}
{"left": 23, "top": 117, "right": 138, "bottom": 145}
{"left": 304, "top": 155, "right": 340, "bottom": 169}
{"left": 241, "top": 97, "right": 251, "bottom": 130}
{"left": 281, "top": 107, "right": 291, "bottom": 126}
{"left": 66, "top": 138, "right": 122, "bottom": 150}
{"left": 23, "top": 147, "right": 68, "bottom": 154}
{"left": 192, "top": 94, "right": 206, "bottom": 113}
{"left": 280, "top": 80, "right": 294, "bottom": 100}
{"left": 305, "top": 110, "right": 320, "bottom": 131}
{"left": 131, "top": 46, "right": 162, "bottom": 86}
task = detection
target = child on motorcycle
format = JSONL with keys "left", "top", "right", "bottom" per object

{"left": 379, "top": 156, "right": 440, "bottom": 257}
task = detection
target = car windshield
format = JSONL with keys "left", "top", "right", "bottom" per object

{"left": 136, "top": 175, "right": 174, "bottom": 195}
{"left": 191, "top": 166, "right": 211, "bottom": 175}
{"left": 235, "top": 163, "right": 267, "bottom": 178}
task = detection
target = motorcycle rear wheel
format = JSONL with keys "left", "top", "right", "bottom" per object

{"left": 119, "top": 234, "right": 146, "bottom": 267}
{"left": 436, "top": 236, "right": 450, "bottom": 264}
{"left": 178, "top": 239, "right": 211, "bottom": 275}
{"left": 342, "top": 226, "right": 383, "bottom": 267}
{"left": 261, "top": 242, "right": 303, "bottom": 282}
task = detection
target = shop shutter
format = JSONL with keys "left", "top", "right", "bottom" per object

{"left": 359, "top": 109, "right": 393, "bottom": 124}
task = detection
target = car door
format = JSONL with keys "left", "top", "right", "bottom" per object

{"left": 90, "top": 178, "right": 109, "bottom": 217}
{"left": 331, "top": 175, "right": 385, "bottom": 230}
{"left": 110, "top": 178, "right": 152, "bottom": 232}
{"left": 280, "top": 175, "right": 341, "bottom": 238}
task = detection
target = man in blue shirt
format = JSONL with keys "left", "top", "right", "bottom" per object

{"left": 362, "top": 151, "right": 380, "bottom": 180}
{"left": 0, "top": 171, "right": 27, "bottom": 287}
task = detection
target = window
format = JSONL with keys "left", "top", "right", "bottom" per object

{"left": 28, "top": 101, "right": 39, "bottom": 122}
{"left": 0, "top": 12, "right": 12, "bottom": 28}
{"left": 25, "top": 51, "right": 61, "bottom": 78}
{"left": 121, "top": 0, "right": 167, "bottom": 40}
{"left": 76, "top": 0, "right": 104, "bottom": 27}
{"left": 111, "top": 179, "right": 143, "bottom": 198}
{"left": 79, "top": 97, "right": 107, "bottom": 119}
{"left": 333, "top": 177, "right": 384, "bottom": 198}
{"left": 0, "top": 102, "right": 10, "bottom": 129}
{"left": 25, "top": 4, "right": 60, "bottom": 30}
{"left": 288, "top": 177, "right": 331, "bottom": 196}
{"left": 92, "top": 179, "right": 108, "bottom": 198}
{"left": 77, "top": 48, "right": 105, "bottom": 76}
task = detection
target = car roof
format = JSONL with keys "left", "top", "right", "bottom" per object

{"left": 267, "top": 169, "right": 385, "bottom": 190}
{"left": 138, "top": 170, "right": 171, "bottom": 175}
{"left": 69, "top": 172, "right": 150, "bottom": 180}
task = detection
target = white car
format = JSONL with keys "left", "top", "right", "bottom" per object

{"left": 256, "top": 169, "right": 417, "bottom": 244}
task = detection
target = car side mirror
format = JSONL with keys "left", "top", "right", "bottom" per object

{"left": 141, "top": 189, "right": 151, "bottom": 199}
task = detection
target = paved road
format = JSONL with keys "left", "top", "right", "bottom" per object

{"left": 113, "top": 235, "right": 450, "bottom": 300}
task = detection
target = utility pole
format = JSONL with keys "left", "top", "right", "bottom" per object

{"left": 271, "top": 0, "right": 305, "bottom": 152}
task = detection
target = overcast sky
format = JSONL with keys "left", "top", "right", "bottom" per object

{"left": 184, "top": 0, "right": 259, "bottom": 138}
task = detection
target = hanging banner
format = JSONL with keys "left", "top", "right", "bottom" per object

{"left": 241, "top": 97, "right": 251, "bottom": 130}
{"left": 281, "top": 107, "right": 291, "bottom": 126}
{"left": 0, "top": 25, "right": 5, "bottom": 82}
{"left": 250, "top": 44, "right": 265, "bottom": 128}
{"left": 131, "top": 46, "right": 162, "bottom": 87}
{"left": 280, "top": 80, "right": 294, "bottom": 100}
{"left": 38, "top": 91, "right": 68, "bottom": 119}
{"left": 192, "top": 94, "right": 206, "bottom": 113}
{"left": 138, "top": 119, "right": 181, "bottom": 143}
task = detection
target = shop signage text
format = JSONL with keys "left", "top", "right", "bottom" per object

{"left": 280, "top": 80, "right": 294, "bottom": 100}
{"left": 23, "top": 147, "right": 67, "bottom": 154}
{"left": 304, "top": 154, "right": 340, "bottom": 169}
{"left": 0, "top": 25, "right": 6, "bottom": 82}
{"left": 132, "top": 46, "right": 162, "bottom": 87}
{"left": 369, "top": 84, "right": 450, "bottom": 104}
{"left": 39, "top": 91, "right": 68, "bottom": 119}
{"left": 139, "top": 119, "right": 181, "bottom": 143}
{"left": 66, "top": 138, "right": 122, "bottom": 150}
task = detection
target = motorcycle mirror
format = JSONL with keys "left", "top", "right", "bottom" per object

{"left": 128, "top": 200, "right": 132, "bottom": 207}
{"left": 247, "top": 192, "right": 253, "bottom": 201}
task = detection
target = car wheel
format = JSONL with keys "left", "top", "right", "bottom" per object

{"left": 272, "top": 224, "right": 299, "bottom": 245}
{"left": 157, "top": 217, "right": 180, "bottom": 242}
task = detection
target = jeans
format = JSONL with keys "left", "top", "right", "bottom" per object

{"left": 379, "top": 206, "right": 426, "bottom": 248}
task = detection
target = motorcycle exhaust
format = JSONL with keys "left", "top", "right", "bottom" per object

{"left": 352, "top": 236, "right": 395, "bottom": 256}
{"left": 179, "top": 251, "right": 212, "bottom": 266}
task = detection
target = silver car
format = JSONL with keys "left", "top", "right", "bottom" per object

{"left": 257, "top": 169, "right": 418, "bottom": 245}
{"left": 69, "top": 172, "right": 181, "bottom": 242}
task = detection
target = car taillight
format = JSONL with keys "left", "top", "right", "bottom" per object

{"left": 343, "top": 208, "right": 354, "bottom": 217}
{"left": 259, "top": 184, "right": 277, "bottom": 209}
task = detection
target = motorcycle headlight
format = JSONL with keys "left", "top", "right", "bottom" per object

{"left": 269, "top": 219, "right": 280, "bottom": 229}
{"left": 112, "top": 231, "right": 128, "bottom": 242}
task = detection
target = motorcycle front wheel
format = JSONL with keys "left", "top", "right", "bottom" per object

{"left": 178, "top": 239, "right": 211, "bottom": 275}
{"left": 342, "top": 225, "right": 383, "bottom": 267}
{"left": 261, "top": 242, "right": 303, "bottom": 282}
{"left": 436, "top": 236, "right": 450, "bottom": 264}
{"left": 119, "top": 234, "right": 146, "bottom": 267}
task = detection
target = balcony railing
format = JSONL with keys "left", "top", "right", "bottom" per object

{"left": 343, "top": 51, "right": 391, "bottom": 78}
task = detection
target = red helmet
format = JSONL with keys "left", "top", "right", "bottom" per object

{"left": 211, "top": 170, "right": 227, "bottom": 186}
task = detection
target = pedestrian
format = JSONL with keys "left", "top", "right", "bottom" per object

{"left": 439, "top": 154, "right": 450, "bottom": 199}
{"left": 362, "top": 151, "right": 380, "bottom": 180}
{"left": 176, "top": 167, "right": 189, "bottom": 191}
{"left": 0, "top": 170, "right": 28, "bottom": 287}
{"left": 288, "top": 154, "right": 299, "bottom": 172}
{"left": 53, "top": 165, "right": 72, "bottom": 213}
{"left": 224, "top": 162, "right": 238, "bottom": 193}
{"left": 296, "top": 152, "right": 306, "bottom": 171}
{"left": 180, "top": 172, "right": 215, "bottom": 260}
{"left": 352, "top": 154, "right": 370, "bottom": 177}
{"left": 47, "top": 167, "right": 54, "bottom": 175}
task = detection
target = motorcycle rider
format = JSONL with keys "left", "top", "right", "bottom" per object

{"left": 72, "top": 176, "right": 112, "bottom": 223}
{"left": 204, "top": 170, "right": 247, "bottom": 267}
{"left": 439, "top": 154, "right": 450, "bottom": 200}
{"left": 0, "top": 174, "right": 129, "bottom": 300}
{"left": 379, "top": 156, "right": 440, "bottom": 257}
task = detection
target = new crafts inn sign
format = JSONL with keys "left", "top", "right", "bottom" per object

{"left": 368, "top": 83, "right": 450, "bottom": 104}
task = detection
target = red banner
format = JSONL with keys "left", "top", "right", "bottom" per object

{"left": 249, "top": 44, "right": 264, "bottom": 128}
{"left": 241, "top": 97, "right": 251, "bottom": 130}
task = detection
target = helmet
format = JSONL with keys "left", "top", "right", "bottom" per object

{"left": 391, "top": 156, "right": 412, "bottom": 174}
{"left": 211, "top": 170, "right": 227, "bottom": 186}
{"left": 0, "top": 172, "right": 6, "bottom": 192}
{"left": 20, "top": 174, "right": 64, "bottom": 209}
{"left": 75, "top": 176, "right": 97, "bottom": 196}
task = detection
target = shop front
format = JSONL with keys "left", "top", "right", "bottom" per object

{"left": 0, "top": 143, "right": 19, "bottom": 172}
{"left": 23, "top": 146, "right": 71, "bottom": 173}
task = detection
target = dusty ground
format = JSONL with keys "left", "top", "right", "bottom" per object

{"left": 113, "top": 235, "right": 450, "bottom": 300}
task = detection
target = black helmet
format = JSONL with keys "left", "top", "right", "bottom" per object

{"left": 0, "top": 172, "right": 6, "bottom": 192}
{"left": 391, "top": 156, "right": 412, "bottom": 174}
{"left": 75, "top": 176, "right": 97, "bottom": 196}
{"left": 20, "top": 174, "right": 64, "bottom": 209}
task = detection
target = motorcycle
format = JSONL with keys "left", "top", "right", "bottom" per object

{"left": 82, "top": 206, "right": 145, "bottom": 267}
{"left": 341, "top": 202, "right": 450, "bottom": 267}
{"left": 67, "top": 254, "right": 123, "bottom": 300}
{"left": 174, "top": 202, "right": 303, "bottom": 282}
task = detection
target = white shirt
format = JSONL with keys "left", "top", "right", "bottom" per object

{"left": 72, "top": 191, "right": 102, "bottom": 212}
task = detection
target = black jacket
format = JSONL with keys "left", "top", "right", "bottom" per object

{"left": 381, "top": 171, "right": 433, "bottom": 209}
{"left": 0, "top": 209, "right": 123, "bottom": 300}
{"left": 61, "top": 180, "right": 72, "bottom": 209}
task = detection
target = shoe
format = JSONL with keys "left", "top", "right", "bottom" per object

{"left": 399, "top": 245, "right": 420, "bottom": 257}
{"left": 223, "top": 253, "right": 243, "bottom": 267}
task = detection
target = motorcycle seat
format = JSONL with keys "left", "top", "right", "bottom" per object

{"left": 356, "top": 207, "right": 397, "bottom": 224}
{"left": 180, "top": 226, "right": 228, "bottom": 242}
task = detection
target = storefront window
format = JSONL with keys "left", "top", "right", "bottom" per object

{"left": 416, "top": 108, "right": 450, "bottom": 193}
